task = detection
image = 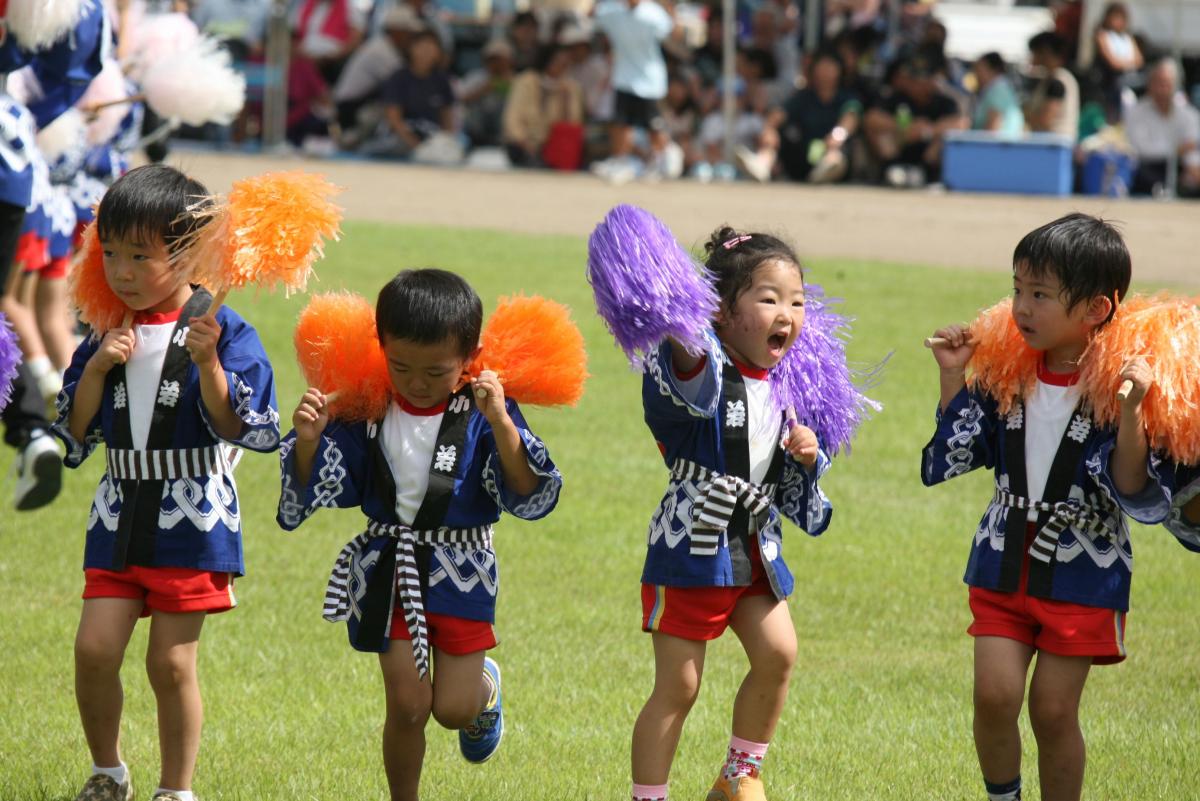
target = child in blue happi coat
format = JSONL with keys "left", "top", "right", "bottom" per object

{"left": 278, "top": 269, "right": 563, "bottom": 801}
{"left": 52, "top": 164, "right": 280, "bottom": 801}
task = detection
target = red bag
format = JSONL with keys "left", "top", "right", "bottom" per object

{"left": 541, "top": 121, "right": 584, "bottom": 171}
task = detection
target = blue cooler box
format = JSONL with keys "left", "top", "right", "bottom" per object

{"left": 943, "top": 131, "right": 1074, "bottom": 196}
{"left": 1080, "top": 151, "right": 1134, "bottom": 196}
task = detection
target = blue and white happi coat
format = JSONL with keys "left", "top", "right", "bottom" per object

{"left": 276, "top": 392, "right": 562, "bottom": 671}
{"left": 640, "top": 331, "right": 833, "bottom": 600}
{"left": 52, "top": 293, "right": 280, "bottom": 575}
{"left": 922, "top": 385, "right": 1170, "bottom": 612}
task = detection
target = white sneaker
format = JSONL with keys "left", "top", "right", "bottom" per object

{"left": 735, "top": 146, "right": 771, "bottom": 183}
{"left": 37, "top": 369, "right": 63, "bottom": 401}
{"left": 14, "top": 431, "right": 61, "bottom": 511}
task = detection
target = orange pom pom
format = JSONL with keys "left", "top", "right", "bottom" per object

{"left": 294, "top": 292, "right": 391, "bottom": 422}
{"left": 180, "top": 171, "right": 343, "bottom": 296}
{"left": 470, "top": 295, "right": 588, "bottom": 407}
{"left": 966, "top": 298, "right": 1040, "bottom": 415}
{"left": 68, "top": 221, "right": 130, "bottom": 337}
{"left": 1081, "top": 293, "right": 1200, "bottom": 463}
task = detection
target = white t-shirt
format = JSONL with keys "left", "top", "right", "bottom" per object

{"left": 380, "top": 397, "right": 444, "bottom": 525}
{"left": 1024, "top": 369, "right": 1082, "bottom": 519}
{"left": 676, "top": 356, "right": 781, "bottom": 485}
{"left": 1125, "top": 95, "right": 1200, "bottom": 162}
{"left": 125, "top": 317, "right": 178, "bottom": 450}
{"left": 594, "top": 0, "right": 672, "bottom": 99}
{"left": 333, "top": 34, "right": 403, "bottom": 102}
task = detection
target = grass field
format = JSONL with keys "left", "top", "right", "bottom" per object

{"left": 1, "top": 221, "right": 1198, "bottom": 801}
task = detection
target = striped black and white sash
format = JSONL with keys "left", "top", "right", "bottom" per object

{"left": 671, "top": 459, "right": 776, "bottom": 557}
{"left": 994, "top": 488, "right": 1117, "bottom": 563}
{"left": 105, "top": 444, "right": 240, "bottom": 480}
{"left": 323, "top": 520, "right": 493, "bottom": 679}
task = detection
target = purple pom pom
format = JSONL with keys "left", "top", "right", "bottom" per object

{"left": 588, "top": 204, "right": 718, "bottom": 366}
{"left": 771, "top": 285, "right": 883, "bottom": 455}
{"left": 0, "top": 312, "right": 22, "bottom": 413}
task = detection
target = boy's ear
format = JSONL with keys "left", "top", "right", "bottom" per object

{"left": 1083, "top": 295, "right": 1114, "bottom": 326}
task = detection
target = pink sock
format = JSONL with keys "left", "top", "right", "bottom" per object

{"left": 722, "top": 735, "right": 769, "bottom": 780}
{"left": 632, "top": 782, "right": 669, "bottom": 801}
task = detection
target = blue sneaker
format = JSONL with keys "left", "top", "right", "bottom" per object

{"left": 459, "top": 657, "right": 503, "bottom": 763}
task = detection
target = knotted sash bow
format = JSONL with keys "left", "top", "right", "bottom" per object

{"left": 671, "top": 459, "right": 775, "bottom": 556}
{"left": 323, "top": 520, "right": 492, "bottom": 678}
{"left": 994, "top": 488, "right": 1117, "bottom": 564}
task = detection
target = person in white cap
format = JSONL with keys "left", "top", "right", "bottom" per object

{"left": 333, "top": 5, "right": 423, "bottom": 143}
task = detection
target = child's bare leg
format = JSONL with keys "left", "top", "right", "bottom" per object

{"left": 146, "top": 610, "right": 206, "bottom": 790}
{"left": 429, "top": 648, "right": 489, "bottom": 729}
{"left": 631, "top": 633, "right": 707, "bottom": 784}
{"left": 1028, "top": 652, "right": 1092, "bottom": 801}
{"left": 379, "top": 642, "right": 433, "bottom": 801}
{"left": 728, "top": 595, "right": 797, "bottom": 742}
{"left": 35, "top": 274, "right": 74, "bottom": 370}
{"left": 973, "top": 636, "right": 1035, "bottom": 785}
{"left": 75, "top": 598, "right": 142, "bottom": 767}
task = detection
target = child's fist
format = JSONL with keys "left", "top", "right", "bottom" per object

{"left": 90, "top": 325, "right": 136, "bottom": 373}
{"left": 471, "top": 370, "right": 508, "bottom": 424}
{"left": 293, "top": 388, "right": 330, "bottom": 441}
{"left": 784, "top": 422, "right": 819, "bottom": 469}
{"left": 1118, "top": 356, "right": 1153, "bottom": 411}
{"left": 186, "top": 314, "right": 222, "bottom": 368}
{"left": 929, "top": 323, "right": 976, "bottom": 371}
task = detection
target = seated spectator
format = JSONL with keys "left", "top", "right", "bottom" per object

{"left": 694, "top": 47, "right": 773, "bottom": 181}
{"left": 1094, "top": 1, "right": 1143, "bottom": 121}
{"left": 369, "top": 0, "right": 454, "bottom": 61}
{"left": 755, "top": 47, "right": 861, "bottom": 184}
{"left": 333, "top": 5, "right": 421, "bottom": 145}
{"left": 1124, "top": 59, "right": 1200, "bottom": 196}
{"left": 461, "top": 39, "right": 516, "bottom": 149}
{"left": 511, "top": 11, "right": 543, "bottom": 73}
{"left": 368, "top": 28, "right": 458, "bottom": 157}
{"left": 746, "top": 3, "right": 799, "bottom": 105}
{"left": 502, "top": 43, "right": 585, "bottom": 167}
{"left": 1026, "top": 31, "right": 1080, "bottom": 140}
{"left": 561, "top": 23, "right": 613, "bottom": 124}
{"left": 862, "top": 53, "right": 966, "bottom": 185}
{"left": 970, "top": 52, "right": 1024, "bottom": 136}
{"left": 660, "top": 70, "right": 700, "bottom": 172}
{"left": 286, "top": 38, "right": 335, "bottom": 151}
{"left": 291, "top": 0, "right": 366, "bottom": 84}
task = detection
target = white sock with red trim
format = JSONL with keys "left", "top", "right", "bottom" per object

{"left": 632, "top": 782, "right": 669, "bottom": 800}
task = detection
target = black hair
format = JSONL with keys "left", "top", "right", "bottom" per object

{"left": 95, "top": 163, "right": 210, "bottom": 253}
{"left": 739, "top": 47, "right": 777, "bottom": 81}
{"left": 376, "top": 269, "right": 483, "bottom": 357}
{"left": 1028, "top": 31, "right": 1068, "bottom": 60}
{"left": 409, "top": 27, "right": 441, "bottom": 49}
{"left": 535, "top": 42, "right": 565, "bottom": 72}
{"left": 1012, "top": 213, "right": 1130, "bottom": 320}
{"left": 809, "top": 46, "right": 843, "bottom": 74}
{"left": 513, "top": 11, "right": 538, "bottom": 28}
{"left": 703, "top": 226, "right": 803, "bottom": 313}
{"left": 978, "top": 51, "right": 1006, "bottom": 74}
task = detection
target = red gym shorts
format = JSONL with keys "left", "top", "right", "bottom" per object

{"left": 83, "top": 566, "right": 237, "bottom": 617}
{"left": 389, "top": 609, "right": 497, "bottom": 655}
{"left": 15, "top": 231, "right": 48, "bottom": 272}
{"left": 642, "top": 550, "right": 774, "bottom": 641}
{"left": 968, "top": 525, "right": 1127, "bottom": 664}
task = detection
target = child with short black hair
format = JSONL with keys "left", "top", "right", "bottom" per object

{"left": 922, "top": 213, "right": 1168, "bottom": 801}
{"left": 279, "top": 268, "right": 563, "bottom": 801}
{"left": 629, "top": 226, "right": 832, "bottom": 801}
{"left": 52, "top": 163, "right": 281, "bottom": 801}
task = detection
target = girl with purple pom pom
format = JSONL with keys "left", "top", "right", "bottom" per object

{"left": 589, "top": 214, "right": 845, "bottom": 801}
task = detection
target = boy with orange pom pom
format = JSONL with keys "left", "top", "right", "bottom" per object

{"left": 921, "top": 213, "right": 1169, "bottom": 801}
{"left": 49, "top": 164, "right": 280, "bottom": 801}
{"left": 278, "top": 269, "right": 563, "bottom": 801}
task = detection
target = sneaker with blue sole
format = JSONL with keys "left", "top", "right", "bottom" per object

{"left": 459, "top": 657, "right": 503, "bottom": 763}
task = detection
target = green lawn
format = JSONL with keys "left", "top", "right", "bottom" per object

{"left": 1, "top": 221, "right": 1197, "bottom": 801}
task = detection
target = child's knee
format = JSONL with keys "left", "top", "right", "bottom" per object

{"left": 653, "top": 672, "right": 703, "bottom": 712}
{"left": 1029, "top": 693, "right": 1080, "bottom": 739}
{"left": 974, "top": 681, "right": 1024, "bottom": 721}
{"left": 430, "top": 693, "right": 481, "bottom": 730}
{"left": 757, "top": 639, "right": 797, "bottom": 680}
{"left": 74, "top": 633, "right": 125, "bottom": 674}
{"left": 145, "top": 649, "right": 197, "bottom": 691}
{"left": 386, "top": 690, "right": 433, "bottom": 729}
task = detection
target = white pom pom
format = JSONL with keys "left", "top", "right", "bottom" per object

{"left": 5, "top": 0, "right": 89, "bottom": 50}
{"left": 78, "top": 58, "right": 130, "bottom": 146}
{"left": 122, "top": 7, "right": 200, "bottom": 82}
{"left": 141, "top": 36, "right": 246, "bottom": 127}
{"left": 35, "top": 108, "right": 87, "bottom": 162}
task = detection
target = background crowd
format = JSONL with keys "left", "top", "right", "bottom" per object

{"left": 120, "top": 0, "right": 1200, "bottom": 194}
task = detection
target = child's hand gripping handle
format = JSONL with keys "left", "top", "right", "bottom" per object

{"left": 1117, "top": 380, "right": 1134, "bottom": 401}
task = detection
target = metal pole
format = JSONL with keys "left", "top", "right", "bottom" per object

{"left": 262, "top": 0, "right": 291, "bottom": 150}
{"left": 721, "top": 0, "right": 735, "bottom": 165}
{"left": 1164, "top": 0, "right": 1183, "bottom": 198}
{"left": 804, "top": 0, "right": 820, "bottom": 54}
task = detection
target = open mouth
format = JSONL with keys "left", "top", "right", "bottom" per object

{"left": 767, "top": 332, "right": 788, "bottom": 354}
